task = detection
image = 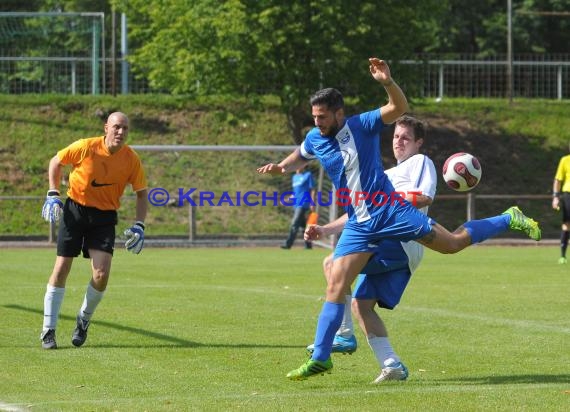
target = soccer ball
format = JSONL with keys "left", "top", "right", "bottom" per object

{"left": 442, "top": 152, "right": 482, "bottom": 192}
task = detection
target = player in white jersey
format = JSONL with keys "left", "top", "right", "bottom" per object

{"left": 257, "top": 57, "right": 541, "bottom": 381}
{"left": 307, "top": 115, "right": 435, "bottom": 383}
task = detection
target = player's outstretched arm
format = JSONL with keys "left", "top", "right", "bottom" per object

{"left": 257, "top": 148, "right": 309, "bottom": 175}
{"left": 256, "top": 163, "right": 286, "bottom": 175}
{"left": 369, "top": 58, "right": 409, "bottom": 124}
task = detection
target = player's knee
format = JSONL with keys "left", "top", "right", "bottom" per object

{"left": 352, "top": 298, "right": 373, "bottom": 318}
{"left": 351, "top": 299, "right": 362, "bottom": 319}
{"left": 91, "top": 268, "right": 109, "bottom": 283}
{"left": 322, "top": 253, "right": 333, "bottom": 272}
{"left": 325, "top": 281, "right": 347, "bottom": 300}
{"left": 90, "top": 276, "right": 108, "bottom": 292}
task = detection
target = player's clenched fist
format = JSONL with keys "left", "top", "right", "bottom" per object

{"left": 304, "top": 224, "right": 325, "bottom": 241}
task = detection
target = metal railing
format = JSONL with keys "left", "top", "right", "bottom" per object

{"left": 0, "top": 53, "right": 569, "bottom": 98}
{"left": 402, "top": 58, "right": 570, "bottom": 100}
{"left": 0, "top": 193, "right": 557, "bottom": 243}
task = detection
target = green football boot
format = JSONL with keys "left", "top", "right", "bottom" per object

{"left": 286, "top": 358, "right": 333, "bottom": 380}
{"left": 502, "top": 206, "right": 541, "bottom": 241}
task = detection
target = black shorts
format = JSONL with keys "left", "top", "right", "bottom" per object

{"left": 57, "top": 198, "right": 118, "bottom": 258}
{"left": 561, "top": 193, "right": 570, "bottom": 222}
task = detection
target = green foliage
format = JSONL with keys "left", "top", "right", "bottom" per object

{"left": 118, "top": 0, "right": 252, "bottom": 95}
{"left": 516, "top": 0, "right": 570, "bottom": 53}
{"left": 430, "top": 0, "right": 570, "bottom": 55}
{"left": 115, "top": 0, "right": 447, "bottom": 142}
{"left": 0, "top": 0, "right": 43, "bottom": 11}
{"left": 1, "top": 247, "right": 569, "bottom": 410}
{"left": 4, "top": 1, "right": 568, "bottom": 139}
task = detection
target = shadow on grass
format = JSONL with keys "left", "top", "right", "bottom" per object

{"left": 4, "top": 304, "right": 301, "bottom": 349}
{"left": 439, "top": 374, "right": 570, "bottom": 385}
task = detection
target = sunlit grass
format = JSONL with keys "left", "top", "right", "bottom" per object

{"left": 1, "top": 246, "right": 568, "bottom": 411}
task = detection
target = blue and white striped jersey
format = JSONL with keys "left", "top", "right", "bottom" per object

{"left": 300, "top": 109, "right": 393, "bottom": 223}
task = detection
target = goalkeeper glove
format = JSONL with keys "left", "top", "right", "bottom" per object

{"left": 41, "top": 190, "right": 64, "bottom": 223}
{"left": 124, "top": 221, "right": 145, "bottom": 254}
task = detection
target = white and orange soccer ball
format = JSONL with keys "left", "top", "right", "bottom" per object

{"left": 442, "top": 152, "right": 482, "bottom": 192}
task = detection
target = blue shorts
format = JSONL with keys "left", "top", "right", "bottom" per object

{"left": 353, "top": 240, "right": 411, "bottom": 309}
{"left": 334, "top": 201, "right": 435, "bottom": 259}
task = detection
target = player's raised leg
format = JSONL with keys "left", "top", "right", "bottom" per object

{"left": 502, "top": 206, "right": 541, "bottom": 240}
{"left": 418, "top": 207, "right": 540, "bottom": 253}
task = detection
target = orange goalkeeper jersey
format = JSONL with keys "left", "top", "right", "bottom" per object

{"left": 58, "top": 136, "right": 147, "bottom": 211}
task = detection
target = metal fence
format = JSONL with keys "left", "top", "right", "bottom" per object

{"left": 1, "top": 54, "right": 569, "bottom": 99}
{"left": 0, "top": 193, "right": 559, "bottom": 244}
{"left": 408, "top": 54, "right": 570, "bottom": 100}
{"left": 0, "top": 11, "right": 568, "bottom": 98}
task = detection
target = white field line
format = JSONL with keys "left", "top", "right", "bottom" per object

{"left": 401, "top": 306, "right": 570, "bottom": 334}
{"left": 196, "top": 285, "right": 570, "bottom": 335}
{"left": 0, "top": 402, "right": 28, "bottom": 412}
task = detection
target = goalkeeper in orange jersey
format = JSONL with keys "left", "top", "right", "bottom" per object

{"left": 40, "top": 112, "right": 148, "bottom": 349}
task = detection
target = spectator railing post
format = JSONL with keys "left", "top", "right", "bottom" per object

{"left": 189, "top": 194, "right": 197, "bottom": 242}
{"left": 329, "top": 186, "right": 338, "bottom": 248}
{"left": 48, "top": 221, "right": 55, "bottom": 243}
{"left": 467, "top": 193, "right": 476, "bottom": 221}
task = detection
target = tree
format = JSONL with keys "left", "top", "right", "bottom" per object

{"left": 118, "top": 0, "right": 445, "bottom": 143}
{"left": 0, "top": 0, "right": 44, "bottom": 11}
{"left": 429, "top": 0, "right": 570, "bottom": 56}
{"left": 515, "top": 0, "right": 570, "bottom": 54}
{"left": 115, "top": 0, "right": 253, "bottom": 95}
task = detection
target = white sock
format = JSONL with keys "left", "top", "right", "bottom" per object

{"left": 367, "top": 335, "right": 400, "bottom": 368}
{"left": 43, "top": 284, "right": 65, "bottom": 331}
{"left": 337, "top": 294, "right": 354, "bottom": 337}
{"left": 78, "top": 283, "right": 104, "bottom": 322}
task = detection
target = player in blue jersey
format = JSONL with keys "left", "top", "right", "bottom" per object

{"left": 306, "top": 115, "right": 436, "bottom": 383}
{"left": 281, "top": 165, "right": 316, "bottom": 249}
{"left": 257, "top": 57, "right": 541, "bottom": 380}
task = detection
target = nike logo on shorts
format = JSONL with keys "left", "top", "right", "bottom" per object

{"left": 91, "top": 179, "right": 114, "bottom": 187}
{"left": 413, "top": 226, "right": 423, "bottom": 235}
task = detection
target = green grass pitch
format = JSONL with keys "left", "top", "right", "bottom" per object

{"left": 1, "top": 246, "right": 569, "bottom": 411}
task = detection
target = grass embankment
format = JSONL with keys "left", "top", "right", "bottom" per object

{"left": 1, "top": 95, "right": 570, "bottom": 238}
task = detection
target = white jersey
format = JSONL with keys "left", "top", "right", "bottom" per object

{"left": 385, "top": 154, "right": 437, "bottom": 273}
